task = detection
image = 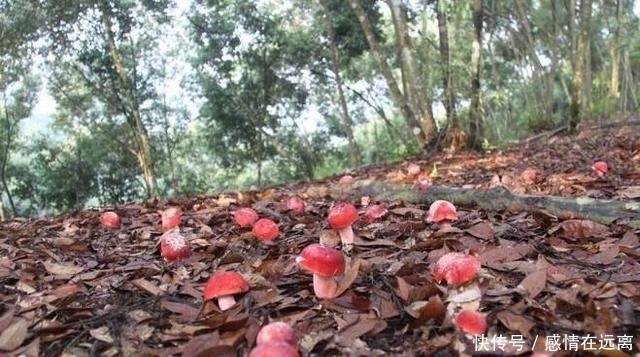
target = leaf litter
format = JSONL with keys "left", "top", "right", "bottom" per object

{"left": 0, "top": 125, "right": 639, "bottom": 356}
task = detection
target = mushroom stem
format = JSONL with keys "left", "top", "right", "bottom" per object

{"left": 217, "top": 295, "right": 237, "bottom": 311}
{"left": 338, "top": 225, "right": 354, "bottom": 245}
{"left": 438, "top": 221, "right": 452, "bottom": 230}
{"left": 312, "top": 274, "right": 339, "bottom": 299}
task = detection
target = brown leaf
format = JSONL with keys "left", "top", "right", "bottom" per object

{"left": 42, "top": 261, "right": 84, "bottom": 276}
{"left": 338, "top": 314, "right": 380, "bottom": 341}
{"left": 465, "top": 222, "right": 494, "bottom": 241}
{"left": 557, "top": 219, "right": 609, "bottom": 241}
{"left": 89, "top": 326, "right": 114, "bottom": 344}
{"left": 130, "top": 278, "right": 162, "bottom": 296}
{"left": 181, "top": 332, "right": 233, "bottom": 357}
{"left": 0, "top": 317, "right": 28, "bottom": 351}
{"left": 394, "top": 277, "right": 413, "bottom": 302}
{"left": 335, "top": 259, "right": 361, "bottom": 297}
{"left": 583, "top": 245, "right": 619, "bottom": 265}
{"left": 517, "top": 269, "right": 546, "bottom": 298}
{"left": 618, "top": 186, "right": 640, "bottom": 199}
{"left": 495, "top": 310, "right": 536, "bottom": 338}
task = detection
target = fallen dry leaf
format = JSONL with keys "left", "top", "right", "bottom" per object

{"left": 0, "top": 317, "right": 29, "bottom": 351}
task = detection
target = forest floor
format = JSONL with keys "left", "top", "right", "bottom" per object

{"left": 1, "top": 122, "right": 640, "bottom": 357}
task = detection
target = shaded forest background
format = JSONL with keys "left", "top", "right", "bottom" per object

{"left": 0, "top": 0, "right": 638, "bottom": 218}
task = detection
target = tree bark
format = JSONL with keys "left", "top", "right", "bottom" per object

{"left": 435, "top": 0, "right": 457, "bottom": 128}
{"left": 348, "top": 0, "right": 428, "bottom": 147}
{"left": 329, "top": 38, "right": 361, "bottom": 168}
{"left": 468, "top": 0, "right": 484, "bottom": 150}
{"left": 101, "top": 7, "right": 158, "bottom": 198}
{"left": 609, "top": 0, "right": 620, "bottom": 107}
{"left": 387, "top": 0, "right": 437, "bottom": 142}
{"left": 0, "top": 99, "right": 17, "bottom": 217}
{"left": 329, "top": 182, "right": 640, "bottom": 229}
{"left": 569, "top": 0, "right": 592, "bottom": 132}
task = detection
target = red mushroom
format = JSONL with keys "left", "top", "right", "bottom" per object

{"left": 426, "top": 200, "right": 458, "bottom": 229}
{"left": 204, "top": 271, "right": 249, "bottom": 311}
{"left": 452, "top": 310, "right": 487, "bottom": 335}
{"left": 327, "top": 203, "right": 358, "bottom": 245}
{"left": 296, "top": 243, "right": 345, "bottom": 299}
{"left": 256, "top": 321, "right": 298, "bottom": 347}
{"left": 161, "top": 207, "right": 182, "bottom": 230}
{"left": 234, "top": 208, "right": 259, "bottom": 228}
{"left": 407, "top": 163, "right": 421, "bottom": 176}
{"left": 433, "top": 252, "right": 481, "bottom": 287}
{"left": 252, "top": 218, "right": 280, "bottom": 243}
{"left": 159, "top": 232, "right": 191, "bottom": 262}
{"left": 249, "top": 342, "right": 300, "bottom": 357}
{"left": 100, "top": 211, "right": 121, "bottom": 229}
{"left": 416, "top": 175, "right": 432, "bottom": 191}
{"left": 364, "top": 204, "right": 387, "bottom": 223}
{"left": 592, "top": 161, "right": 608, "bottom": 177}
{"left": 286, "top": 195, "right": 306, "bottom": 214}
{"left": 338, "top": 174, "right": 354, "bottom": 184}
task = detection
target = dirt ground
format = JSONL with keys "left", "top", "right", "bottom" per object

{"left": 1, "top": 123, "right": 639, "bottom": 357}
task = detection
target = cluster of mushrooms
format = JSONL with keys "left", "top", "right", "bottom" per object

{"left": 97, "top": 160, "right": 611, "bottom": 356}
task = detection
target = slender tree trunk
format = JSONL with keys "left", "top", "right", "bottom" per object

{"left": 348, "top": 0, "right": 428, "bottom": 147}
{"left": 0, "top": 97, "right": 17, "bottom": 217}
{"left": 468, "top": 0, "right": 484, "bottom": 150}
{"left": 569, "top": 0, "right": 592, "bottom": 132}
{"left": 329, "top": 39, "right": 360, "bottom": 167}
{"left": 435, "top": 0, "right": 457, "bottom": 127}
{"left": 101, "top": 7, "right": 158, "bottom": 198}
{"left": 387, "top": 0, "right": 437, "bottom": 142}
{"left": 609, "top": 0, "right": 620, "bottom": 109}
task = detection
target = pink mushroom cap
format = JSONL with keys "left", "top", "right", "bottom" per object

{"left": 204, "top": 271, "right": 249, "bottom": 311}
{"left": 234, "top": 208, "right": 259, "bottom": 228}
{"left": 252, "top": 218, "right": 280, "bottom": 243}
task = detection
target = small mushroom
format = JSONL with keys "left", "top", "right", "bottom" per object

{"left": 100, "top": 211, "right": 121, "bottom": 229}
{"left": 296, "top": 243, "right": 345, "bottom": 299}
{"left": 256, "top": 321, "right": 298, "bottom": 348}
{"left": 234, "top": 208, "right": 259, "bottom": 228}
{"left": 433, "top": 252, "right": 480, "bottom": 287}
{"left": 452, "top": 309, "right": 487, "bottom": 335}
{"left": 286, "top": 195, "right": 306, "bottom": 214}
{"left": 592, "top": 161, "right": 608, "bottom": 177}
{"left": 364, "top": 204, "right": 387, "bottom": 223}
{"left": 252, "top": 218, "right": 280, "bottom": 243}
{"left": 159, "top": 232, "right": 191, "bottom": 262}
{"left": 426, "top": 200, "right": 458, "bottom": 229}
{"left": 161, "top": 207, "right": 182, "bottom": 230}
{"left": 204, "top": 271, "right": 249, "bottom": 311}
{"left": 249, "top": 343, "right": 300, "bottom": 357}
{"left": 327, "top": 203, "right": 358, "bottom": 245}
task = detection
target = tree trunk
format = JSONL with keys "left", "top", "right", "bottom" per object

{"left": 468, "top": 0, "right": 484, "bottom": 150}
{"left": 348, "top": 0, "right": 428, "bottom": 147}
{"left": 569, "top": 0, "right": 592, "bottom": 132}
{"left": 436, "top": 0, "right": 457, "bottom": 128}
{"left": 387, "top": 0, "right": 437, "bottom": 143}
{"left": 609, "top": 0, "right": 620, "bottom": 108}
{"left": 329, "top": 39, "right": 361, "bottom": 168}
{"left": 0, "top": 99, "right": 17, "bottom": 217}
{"left": 329, "top": 182, "right": 640, "bottom": 229}
{"left": 101, "top": 7, "right": 158, "bottom": 198}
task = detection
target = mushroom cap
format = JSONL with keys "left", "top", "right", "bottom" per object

{"left": 256, "top": 321, "right": 298, "bottom": 347}
{"left": 407, "top": 163, "right": 421, "bottom": 176}
{"left": 249, "top": 342, "right": 300, "bottom": 357}
{"left": 364, "top": 204, "right": 387, "bottom": 222}
{"left": 296, "top": 243, "right": 345, "bottom": 277}
{"left": 426, "top": 200, "right": 458, "bottom": 223}
{"left": 234, "top": 208, "right": 259, "bottom": 228}
{"left": 160, "top": 232, "right": 191, "bottom": 261}
{"left": 592, "top": 161, "right": 608, "bottom": 174}
{"left": 252, "top": 218, "right": 280, "bottom": 242}
{"left": 100, "top": 211, "right": 121, "bottom": 229}
{"left": 338, "top": 175, "right": 354, "bottom": 184}
{"left": 327, "top": 203, "right": 358, "bottom": 229}
{"left": 161, "top": 207, "right": 182, "bottom": 230}
{"left": 452, "top": 309, "right": 487, "bottom": 335}
{"left": 286, "top": 196, "right": 306, "bottom": 214}
{"left": 433, "top": 252, "right": 480, "bottom": 286}
{"left": 204, "top": 271, "right": 249, "bottom": 301}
